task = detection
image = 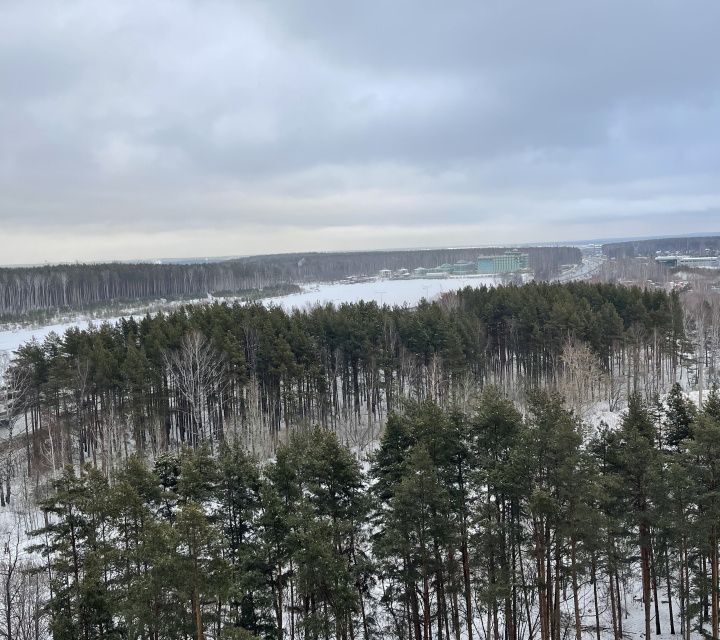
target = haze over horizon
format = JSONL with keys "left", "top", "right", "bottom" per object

{"left": 2, "top": 1, "right": 719, "bottom": 265}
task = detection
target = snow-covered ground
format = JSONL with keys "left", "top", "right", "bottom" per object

{"left": 0, "top": 276, "right": 497, "bottom": 356}
{"left": 0, "top": 318, "right": 103, "bottom": 353}
{"left": 263, "top": 275, "right": 497, "bottom": 311}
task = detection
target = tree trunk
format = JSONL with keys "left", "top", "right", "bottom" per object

{"left": 571, "top": 538, "right": 582, "bottom": 640}
{"left": 650, "top": 539, "right": 661, "bottom": 635}
{"left": 192, "top": 587, "right": 204, "bottom": 640}
{"left": 592, "top": 556, "right": 601, "bottom": 640}
{"left": 615, "top": 569, "right": 624, "bottom": 638}
{"left": 609, "top": 567, "right": 619, "bottom": 640}
{"left": 684, "top": 539, "right": 691, "bottom": 640}
{"left": 640, "top": 522, "right": 652, "bottom": 640}
{"left": 704, "top": 554, "right": 710, "bottom": 632}
{"left": 461, "top": 531, "right": 473, "bottom": 640}
{"left": 679, "top": 556, "right": 686, "bottom": 640}
{"left": 409, "top": 575, "right": 422, "bottom": 640}
{"left": 518, "top": 534, "right": 534, "bottom": 640}
{"left": 664, "top": 546, "right": 676, "bottom": 635}
{"left": 712, "top": 533, "right": 719, "bottom": 640}
{"left": 534, "top": 519, "right": 550, "bottom": 640}
{"left": 423, "top": 567, "right": 431, "bottom": 640}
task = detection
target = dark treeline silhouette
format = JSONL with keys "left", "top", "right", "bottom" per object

{"left": 5, "top": 282, "right": 683, "bottom": 488}
{"left": 27, "top": 388, "right": 720, "bottom": 640}
{"left": 603, "top": 235, "right": 720, "bottom": 260}
{"left": 0, "top": 247, "right": 580, "bottom": 316}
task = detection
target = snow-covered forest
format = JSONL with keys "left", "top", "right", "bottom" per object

{"left": 3, "top": 0, "right": 718, "bottom": 634}
{"left": 0, "top": 280, "right": 719, "bottom": 639}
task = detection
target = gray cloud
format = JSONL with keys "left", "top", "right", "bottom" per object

{"left": 1, "top": 0, "right": 719, "bottom": 263}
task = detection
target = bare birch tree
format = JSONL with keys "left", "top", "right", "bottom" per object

{"left": 683, "top": 292, "right": 711, "bottom": 407}
{"left": 164, "top": 331, "right": 230, "bottom": 449}
{"left": 559, "top": 337, "right": 604, "bottom": 422}
{"left": 0, "top": 528, "right": 46, "bottom": 640}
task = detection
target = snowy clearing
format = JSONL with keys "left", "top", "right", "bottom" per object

{"left": 0, "top": 319, "right": 100, "bottom": 353}
{"left": 262, "top": 275, "right": 498, "bottom": 311}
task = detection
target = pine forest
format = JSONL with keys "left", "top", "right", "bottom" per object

{"left": 1, "top": 281, "right": 720, "bottom": 639}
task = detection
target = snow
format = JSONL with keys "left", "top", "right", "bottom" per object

{"left": 617, "top": 581, "right": 683, "bottom": 640}
{"left": 560, "top": 569, "right": 688, "bottom": 640}
{"left": 0, "top": 319, "right": 101, "bottom": 353}
{"left": 262, "top": 275, "right": 498, "bottom": 311}
{"left": 584, "top": 404, "right": 625, "bottom": 433}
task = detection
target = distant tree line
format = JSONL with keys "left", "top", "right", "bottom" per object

{"left": 25, "top": 387, "right": 720, "bottom": 640}
{"left": 238, "top": 246, "right": 581, "bottom": 283}
{"left": 0, "top": 247, "right": 580, "bottom": 317}
{"left": 603, "top": 236, "right": 720, "bottom": 260}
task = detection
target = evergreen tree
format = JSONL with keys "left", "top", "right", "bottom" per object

{"left": 30, "top": 467, "right": 119, "bottom": 640}
{"left": 664, "top": 383, "right": 697, "bottom": 450}
{"left": 617, "top": 394, "right": 660, "bottom": 640}
{"left": 470, "top": 388, "right": 523, "bottom": 640}
{"left": 687, "top": 389, "right": 720, "bottom": 640}
{"left": 518, "top": 391, "right": 583, "bottom": 640}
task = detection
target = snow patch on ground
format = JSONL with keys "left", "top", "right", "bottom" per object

{"left": 584, "top": 404, "right": 625, "bottom": 434}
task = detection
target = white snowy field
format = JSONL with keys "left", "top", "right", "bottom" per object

{"left": 0, "top": 276, "right": 498, "bottom": 356}
{"left": 0, "top": 318, "right": 101, "bottom": 354}
{"left": 263, "top": 275, "right": 497, "bottom": 311}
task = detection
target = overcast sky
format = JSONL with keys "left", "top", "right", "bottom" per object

{"left": 1, "top": 0, "right": 719, "bottom": 264}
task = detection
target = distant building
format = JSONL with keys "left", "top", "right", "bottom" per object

{"left": 477, "top": 256, "right": 496, "bottom": 274}
{"left": 385, "top": 250, "right": 531, "bottom": 280}
{"left": 477, "top": 250, "right": 529, "bottom": 274}
{"left": 655, "top": 256, "right": 720, "bottom": 269}
{"left": 451, "top": 260, "right": 475, "bottom": 275}
{"left": 422, "top": 261, "right": 478, "bottom": 277}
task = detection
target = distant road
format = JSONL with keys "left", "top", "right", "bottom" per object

{"left": 553, "top": 253, "right": 605, "bottom": 283}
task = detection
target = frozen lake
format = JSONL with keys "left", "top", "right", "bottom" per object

{"left": 0, "top": 276, "right": 497, "bottom": 355}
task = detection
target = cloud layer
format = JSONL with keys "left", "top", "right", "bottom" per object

{"left": 1, "top": 0, "right": 719, "bottom": 263}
